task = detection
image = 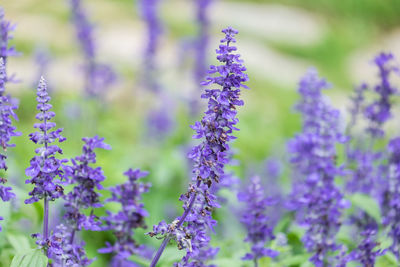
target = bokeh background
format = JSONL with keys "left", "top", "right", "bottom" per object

{"left": 1, "top": 0, "right": 400, "bottom": 266}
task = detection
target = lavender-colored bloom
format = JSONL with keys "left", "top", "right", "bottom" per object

{"left": 381, "top": 137, "right": 400, "bottom": 258}
{"left": 63, "top": 136, "right": 110, "bottom": 232}
{"left": 346, "top": 215, "right": 384, "bottom": 266}
{"left": 238, "top": 176, "right": 279, "bottom": 264}
{"left": 149, "top": 27, "right": 248, "bottom": 267}
{"left": 139, "top": 0, "right": 163, "bottom": 92}
{"left": 188, "top": 0, "right": 212, "bottom": 116}
{"left": 32, "top": 46, "right": 51, "bottom": 90}
{"left": 26, "top": 77, "right": 66, "bottom": 253}
{"left": 0, "top": 7, "right": 19, "bottom": 81}
{"left": 0, "top": 59, "right": 20, "bottom": 205}
{"left": 25, "top": 77, "right": 66, "bottom": 204}
{"left": 288, "top": 69, "right": 346, "bottom": 266}
{"left": 364, "top": 52, "right": 397, "bottom": 138}
{"left": 99, "top": 168, "right": 151, "bottom": 264}
{"left": 34, "top": 224, "right": 92, "bottom": 267}
{"left": 69, "top": 0, "right": 115, "bottom": 97}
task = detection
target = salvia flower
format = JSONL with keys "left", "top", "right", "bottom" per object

{"left": 288, "top": 69, "right": 346, "bottom": 266}
{"left": 139, "top": 0, "right": 163, "bottom": 92}
{"left": 69, "top": 0, "right": 115, "bottom": 96}
{"left": 364, "top": 52, "right": 398, "bottom": 138}
{"left": 25, "top": 77, "right": 66, "bottom": 252}
{"left": 188, "top": 0, "right": 212, "bottom": 116}
{"left": 238, "top": 176, "right": 279, "bottom": 264}
{"left": 382, "top": 137, "right": 400, "bottom": 258}
{"left": 149, "top": 27, "right": 248, "bottom": 267}
{"left": 99, "top": 168, "right": 151, "bottom": 264}
{"left": 35, "top": 224, "right": 92, "bottom": 267}
{"left": 25, "top": 77, "right": 66, "bottom": 204}
{"left": 347, "top": 215, "right": 384, "bottom": 266}
{"left": 0, "top": 58, "right": 20, "bottom": 231}
{"left": 63, "top": 135, "right": 111, "bottom": 232}
{"left": 0, "top": 7, "right": 19, "bottom": 80}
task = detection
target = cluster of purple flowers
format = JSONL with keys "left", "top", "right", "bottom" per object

{"left": 238, "top": 176, "right": 279, "bottom": 264}
{"left": 0, "top": 7, "right": 19, "bottom": 81}
{"left": 0, "top": 11, "right": 20, "bottom": 225}
{"left": 25, "top": 77, "right": 67, "bottom": 252}
{"left": 383, "top": 137, "right": 400, "bottom": 258}
{"left": 69, "top": 0, "right": 115, "bottom": 97}
{"left": 288, "top": 69, "right": 346, "bottom": 266}
{"left": 0, "top": 59, "right": 20, "bottom": 231}
{"left": 148, "top": 27, "right": 248, "bottom": 267}
{"left": 63, "top": 136, "right": 110, "bottom": 233}
{"left": 364, "top": 53, "right": 398, "bottom": 138}
{"left": 99, "top": 168, "right": 151, "bottom": 266}
{"left": 139, "top": 0, "right": 163, "bottom": 93}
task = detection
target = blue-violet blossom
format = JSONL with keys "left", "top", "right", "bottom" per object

{"left": 149, "top": 27, "right": 248, "bottom": 267}
{"left": 99, "top": 168, "right": 151, "bottom": 266}
{"left": 25, "top": 77, "right": 67, "bottom": 251}
{"left": 238, "top": 176, "right": 279, "bottom": 264}
{"left": 69, "top": 0, "right": 115, "bottom": 97}
{"left": 288, "top": 69, "right": 346, "bottom": 266}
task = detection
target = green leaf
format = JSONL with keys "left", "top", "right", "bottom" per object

{"left": 7, "top": 233, "right": 32, "bottom": 253}
{"left": 10, "top": 249, "right": 48, "bottom": 267}
{"left": 349, "top": 193, "right": 381, "bottom": 223}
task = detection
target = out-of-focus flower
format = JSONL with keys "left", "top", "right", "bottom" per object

{"left": 0, "top": 7, "right": 19, "bottom": 81}
{"left": 0, "top": 59, "right": 20, "bottom": 210}
{"left": 364, "top": 52, "right": 397, "bottom": 138}
{"left": 288, "top": 69, "right": 346, "bottom": 267}
{"left": 238, "top": 176, "right": 279, "bottom": 263}
{"left": 69, "top": 0, "right": 116, "bottom": 97}
{"left": 99, "top": 168, "right": 152, "bottom": 264}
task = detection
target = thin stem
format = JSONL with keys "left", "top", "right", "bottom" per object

{"left": 150, "top": 180, "right": 200, "bottom": 267}
{"left": 253, "top": 258, "right": 258, "bottom": 267}
{"left": 43, "top": 197, "right": 49, "bottom": 255}
{"left": 70, "top": 229, "right": 76, "bottom": 244}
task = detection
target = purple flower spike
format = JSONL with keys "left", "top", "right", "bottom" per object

{"left": 364, "top": 52, "right": 397, "bottom": 138}
{"left": 288, "top": 69, "right": 346, "bottom": 267}
{"left": 238, "top": 176, "right": 279, "bottom": 264}
{"left": 25, "top": 77, "right": 67, "bottom": 205}
{"left": 64, "top": 136, "right": 110, "bottom": 231}
{"left": 99, "top": 168, "right": 151, "bottom": 263}
{"left": 35, "top": 224, "right": 93, "bottom": 267}
{"left": 26, "top": 77, "right": 67, "bottom": 255}
{"left": 382, "top": 137, "right": 400, "bottom": 259}
{"left": 139, "top": 0, "right": 163, "bottom": 92}
{"left": 50, "top": 136, "right": 111, "bottom": 265}
{"left": 0, "top": 59, "right": 20, "bottom": 210}
{"left": 149, "top": 27, "right": 248, "bottom": 267}
{"left": 0, "top": 7, "right": 19, "bottom": 81}
{"left": 69, "top": 0, "right": 115, "bottom": 97}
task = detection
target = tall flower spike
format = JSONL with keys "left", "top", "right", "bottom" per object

{"left": 288, "top": 69, "right": 346, "bottom": 267}
{"left": 139, "top": 0, "right": 163, "bottom": 92}
{"left": 51, "top": 136, "right": 110, "bottom": 266}
{"left": 188, "top": 0, "right": 212, "bottom": 115}
{"left": 149, "top": 27, "right": 248, "bottom": 267}
{"left": 0, "top": 7, "right": 19, "bottom": 81}
{"left": 25, "top": 77, "right": 67, "bottom": 252}
{"left": 382, "top": 137, "right": 400, "bottom": 259}
{"left": 364, "top": 52, "right": 397, "bottom": 138}
{"left": 238, "top": 176, "right": 279, "bottom": 265}
{"left": 0, "top": 58, "right": 20, "bottom": 231}
{"left": 69, "top": 0, "right": 115, "bottom": 97}
{"left": 99, "top": 168, "right": 151, "bottom": 266}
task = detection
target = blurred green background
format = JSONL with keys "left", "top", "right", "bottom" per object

{"left": 1, "top": 0, "right": 400, "bottom": 266}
